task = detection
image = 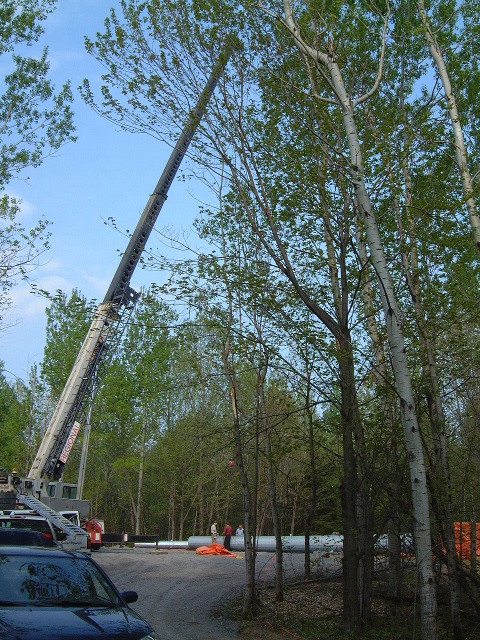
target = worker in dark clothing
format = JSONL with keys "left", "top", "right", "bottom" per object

{"left": 223, "top": 523, "right": 232, "bottom": 550}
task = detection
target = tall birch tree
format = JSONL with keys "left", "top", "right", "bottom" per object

{"left": 416, "top": 0, "right": 480, "bottom": 259}
{"left": 275, "top": 2, "right": 437, "bottom": 637}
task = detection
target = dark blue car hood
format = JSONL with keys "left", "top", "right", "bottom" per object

{"left": 0, "top": 604, "right": 153, "bottom": 639}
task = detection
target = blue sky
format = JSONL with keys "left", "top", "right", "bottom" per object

{"left": 1, "top": 0, "right": 206, "bottom": 384}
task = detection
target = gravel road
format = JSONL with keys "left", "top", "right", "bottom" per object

{"left": 94, "top": 547, "right": 341, "bottom": 640}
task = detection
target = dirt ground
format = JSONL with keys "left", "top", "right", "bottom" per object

{"left": 235, "top": 571, "right": 480, "bottom": 640}
{"left": 233, "top": 580, "right": 392, "bottom": 640}
{"left": 94, "top": 546, "right": 342, "bottom": 639}
{"left": 234, "top": 581, "right": 345, "bottom": 640}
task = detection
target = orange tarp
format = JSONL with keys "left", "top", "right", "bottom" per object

{"left": 195, "top": 543, "right": 236, "bottom": 557}
{"left": 454, "top": 522, "right": 480, "bottom": 559}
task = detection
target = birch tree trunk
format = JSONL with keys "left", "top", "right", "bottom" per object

{"left": 346, "top": 90, "right": 438, "bottom": 640}
{"left": 321, "top": 124, "right": 372, "bottom": 626}
{"left": 399, "top": 143, "right": 463, "bottom": 640}
{"left": 197, "top": 434, "right": 205, "bottom": 534}
{"left": 228, "top": 382, "right": 258, "bottom": 615}
{"left": 280, "top": 4, "right": 437, "bottom": 637}
{"left": 367, "top": 68, "right": 464, "bottom": 632}
{"left": 356, "top": 215, "right": 402, "bottom": 602}
{"left": 135, "top": 402, "right": 146, "bottom": 536}
{"left": 303, "top": 364, "right": 318, "bottom": 582}
{"left": 218, "top": 184, "right": 258, "bottom": 615}
{"left": 264, "top": 407, "right": 284, "bottom": 601}
{"left": 255, "top": 333, "right": 284, "bottom": 602}
{"left": 417, "top": 0, "right": 480, "bottom": 260}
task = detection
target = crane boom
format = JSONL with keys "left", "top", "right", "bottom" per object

{"left": 105, "top": 46, "right": 232, "bottom": 307}
{"left": 27, "top": 47, "right": 231, "bottom": 484}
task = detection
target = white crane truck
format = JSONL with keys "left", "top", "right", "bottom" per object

{"left": 1, "top": 46, "right": 233, "bottom": 550}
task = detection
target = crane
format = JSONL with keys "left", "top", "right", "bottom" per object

{"left": 3, "top": 44, "right": 233, "bottom": 548}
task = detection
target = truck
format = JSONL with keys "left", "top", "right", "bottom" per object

{"left": 0, "top": 46, "right": 233, "bottom": 550}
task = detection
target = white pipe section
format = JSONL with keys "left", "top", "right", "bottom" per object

{"left": 134, "top": 534, "right": 413, "bottom": 554}
{"left": 134, "top": 540, "right": 189, "bottom": 550}
{"left": 135, "top": 535, "right": 345, "bottom": 553}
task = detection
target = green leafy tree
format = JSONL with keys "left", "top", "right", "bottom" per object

{"left": 119, "top": 290, "right": 176, "bottom": 534}
{"left": 0, "top": 0, "right": 75, "bottom": 187}
{"left": 0, "top": 362, "right": 28, "bottom": 472}
{"left": 0, "top": 0, "right": 75, "bottom": 325}
{"left": 77, "top": 290, "right": 176, "bottom": 532}
{"left": 0, "top": 197, "right": 50, "bottom": 325}
{"left": 41, "top": 289, "right": 93, "bottom": 398}
{"left": 81, "top": 1, "right": 382, "bottom": 623}
{"left": 78, "top": 0, "right": 480, "bottom": 635}
{"left": 84, "top": 358, "right": 137, "bottom": 530}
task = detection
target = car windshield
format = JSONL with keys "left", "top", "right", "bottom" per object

{"left": 0, "top": 518, "right": 52, "bottom": 536}
{"left": 0, "top": 554, "right": 119, "bottom": 607}
{"left": 0, "top": 529, "right": 56, "bottom": 547}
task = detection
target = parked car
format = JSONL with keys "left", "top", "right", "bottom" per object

{"left": 0, "top": 527, "right": 57, "bottom": 547}
{"left": 0, "top": 546, "right": 158, "bottom": 639}
{"left": 0, "top": 513, "right": 58, "bottom": 543}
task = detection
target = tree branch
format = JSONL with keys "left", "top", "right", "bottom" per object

{"left": 352, "top": 3, "right": 391, "bottom": 108}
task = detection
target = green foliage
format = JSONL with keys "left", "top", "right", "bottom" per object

{"left": 17, "top": 12, "right": 478, "bottom": 630}
{"left": 41, "top": 289, "right": 93, "bottom": 397}
{"left": 0, "top": 0, "right": 75, "bottom": 188}
{"left": 0, "top": 362, "right": 28, "bottom": 472}
{"left": 0, "top": 1, "right": 56, "bottom": 53}
{"left": 0, "top": 0, "right": 76, "bottom": 326}
{"left": 0, "top": 195, "right": 50, "bottom": 325}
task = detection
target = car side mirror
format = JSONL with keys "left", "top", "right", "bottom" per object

{"left": 120, "top": 591, "right": 138, "bottom": 604}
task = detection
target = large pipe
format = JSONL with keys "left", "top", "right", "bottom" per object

{"left": 134, "top": 533, "right": 414, "bottom": 554}
{"left": 135, "top": 535, "right": 344, "bottom": 554}
{"left": 134, "top": 540, "right": 189, "bottom": 550}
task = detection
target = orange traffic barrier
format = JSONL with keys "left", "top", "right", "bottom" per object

{"left": 454, "top": 522, "right": 480, "bottom": 559}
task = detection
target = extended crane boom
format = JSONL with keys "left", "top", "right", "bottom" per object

{"left": 104, "top": 46, "right": 232, "bottom": 308}
{"left": 26, "top": 46, "right": 231, "bottom": 487}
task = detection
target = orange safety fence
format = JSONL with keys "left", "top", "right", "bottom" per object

{"left": 195, "top": 543, "right": 237, "bottom": 557}
{"left": 454, "top": 522, "right": 480, "bottom": 559}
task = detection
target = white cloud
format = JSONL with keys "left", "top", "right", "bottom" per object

{"left": 33, "top": 274, "right": 72, "bottom": 293}
{"left": 79, "top": 271, "right": 110, "bottom": 298}
{"left": 41, "top": 258, "right": 64, "bottom": 274}
{"left": 8, "top": 288, "right": 49, "bottom": 319}
{"left": 9, "top": 274, "right": 71, "bottom": 319}
{"left": 47, "top": 49, "right": 85, "bottom": 72}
